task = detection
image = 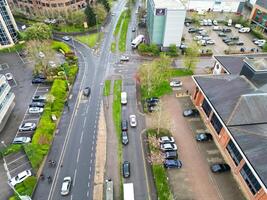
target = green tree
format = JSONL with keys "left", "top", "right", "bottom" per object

{"left": 97, "top": 0, "right": 110, "bottom": 12}
{"left": 24, "top": 23, "right": 52, "bottom": 41}
{"left": 183, "top": 43, "right": 200, "bottom": 72}
{"left": 84, "top": 4, "right": 96, "bottom": 27}
{"left": 67, "top": 10, "right": 86, "bottom": 26}
{"left": 93, "top": 4, "right": 107, "bottom": 23}
{"left": 166, "top": 44, "right": 178, "bottom": 57}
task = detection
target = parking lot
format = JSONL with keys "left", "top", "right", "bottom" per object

{"left": 183, "top": 21, "right": 262, "bottom": 55}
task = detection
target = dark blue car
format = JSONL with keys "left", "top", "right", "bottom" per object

{"left": 163, "top": 159, "right": 182, "bottom": 169}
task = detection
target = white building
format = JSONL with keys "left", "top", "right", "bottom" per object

{"left": 184, "top": 0, "right": 246, "bottom": 13}
{"left": 147, "top": 0, "right": 186, "bottom": 48}
{"left": 0, "top": 74, "right": 15, "bottom": 132}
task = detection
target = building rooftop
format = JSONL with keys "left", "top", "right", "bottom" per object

{"left": 153, "top": 0, "right": 185, "bottom": 10}
{"left": 244, "top": 57, "right": 267, "bottom": 72}
{"left": 256, "top": 0, "right": 267, "bottom": 9}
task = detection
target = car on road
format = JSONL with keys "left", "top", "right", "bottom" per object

{"left": 32, "top": 78, "right": 45, "bottom": 84}
{"left": 29, "top": 102, "right": 45, "bottom": 108}
{"left": 210, "top": 163, "right": 230, "bottom": 173}
{"left": 122, "top": 161, "right": 130, "bottom": 178}
{"left": 32, "top": 95, "right": 46, "bottom": 102}
{"left": 164, "top": 151, "right": 178, "bottom": 159}
{"left": 29, "top": 107, "right": 44, "bottom": 114}
{"left": 183, "top": 109, "right": 199, "bottom": 117}
{"left": 163, "top": 159, "right": 182, "bottom": 169}
{"left": 132, "top": 27, "right": 136, "bottom": 32}
{"left": 160, "top": 143, "right": 177, "bottom": 152}
{"left": 83, "top": 87, "right": 91, "bottom": 97}
{"left": 129, "top": 115, "right": 137, "bottom": 127}
{"left": 12, "top": 137, "right": 31, "bottom": 144}
{"left": 61, "top": 176, "right": 72, "bottom": 195}
{"left": 19, "top": 122, "right": 36, "bottom": 131}
{"left": 111, "top": 13, "right": 115, "bottom": 16}
{"left": 195, "top": 133, "right": 213, "bottom": 142}
{"left": 121, "top": 92, "right": 127, "bottom": 105}
{"left": 120, "top": 55, "right": 129, "bottom": 62}
{"left": 122, "top": 131, "right": 129, "bottom": 145}
{"left": 159, "top": 136, "right": 175, "bottom": 144}
{"left": 62, "top": 36, "right": 71, "bottom": 41}
{"left": 5, "top": 73, "right": 13, "bottom": 81}
{"left": 121, "top": 120, "right": 128, "bottom": 131}
{"left": 9, "top": 170, "right": 32, "bottom": 186}
{"left": 170, "top": 80, "right": 182, "bottom": 87}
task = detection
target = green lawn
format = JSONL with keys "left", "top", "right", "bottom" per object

{"left": 103, "top": 80, "right": 111, "bottom": 96}
{"left": 75, "top": 33, "right": 104, "bottom": 48}
{"left": 118, "top": 14, "right": 130, "bottom": 52}
{"left": 54, "top": 24, "right": 85, "bottom": 33}
{"left": 152, "top": 165, "right": 173, "bottom": 200}
{"left": 111, "top": 41, "right": 116, "bottom": 53}
{"left": 170, "top": 68, "right": 193, "bottom": 77}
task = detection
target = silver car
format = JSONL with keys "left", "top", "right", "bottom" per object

{"left": 12, "top": 137, "right": 31, "bottom": 144}
{"left": 19, "top": 122, "right": 36, "bottom": 131}
{"left": 29, "top": 107, "right": 44, "bottom": 114}
{"left": 61, "top": 177, "right": 72, "bottom": 195}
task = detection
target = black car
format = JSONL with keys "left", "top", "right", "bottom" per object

{"left": 230, "top": 36, "right": 239, "bottom": 40}
{"left": 188, "top": 28, "right": 197, "bottom": 33}
{"left": 222, "top": 28, "right": 232, "bottom": 33}
{"left": 83, "top": 87, "right": 91, "bottom": 97}
{"left": 163, "top": 159, "right": 182, "bottom": 169}
{"left": 183, "top": 109, "right": 199, "bottom": 117}
{"left": 146, "top": 97, "right": 159, "bottom": 103}
{"left": 195, "top": 133, "right": 213, "bottom": 142}
{"left": 32, "top": 78, "right": 45, "bottom": 84}
{"left": 121, "top": 120, "right": 128, "bottom": 131}
{"left": 227, "top": 41, "right": 236, "bottom": 46}
{"left": 29, "top": 102, "right": 45, "bottom": 108}
{"left": 210, "top": 163, "right": 230, "bottom": 173}
{"left": 235, "top": 41, "right": 244, "bottom": 46}
{"left": 164, "top": 151, "right": 178, "bottom": 159}
{"left": 122, "top": 161, "right": 130, "bottom": 178}
{"left": 34, "top": 74, "right": 46, "bottom": 79}
{"left": 122, "top": 131, "right": 129, "bottom": 145}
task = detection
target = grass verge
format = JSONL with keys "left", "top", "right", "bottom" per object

{"left": 112, "top": 79, "right": 123, "bottom": 199}
{"left": 103, "top": 80, "right": 111, "bottom": 96}
{"left": 118, "top": 13, "right": 130, "bottom": 52}
{"left": 169, "top": 69, "right": 193, "bottom": 77}
{"left": 114, "top": 10, "right": 127, "bottom": 36}
{"left": 111, "top": 42, "right": 116, "bottom": 53}
{"left": 75, "top": 33, "right": 104, "bottom": 48}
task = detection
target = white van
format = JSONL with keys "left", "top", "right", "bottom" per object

{"left": 121, "top": 92, "right": 127, "bottom": 105}
{"left": 228, "top": 19, "right": 232, "bottom": 27}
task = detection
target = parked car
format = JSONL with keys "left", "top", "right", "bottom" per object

{"left": 147, "top": 105, "right": 158, "bottom": 113}
{"left": 193, "top": 35, "right": 203, "bottom": 41}
{"left": 239, "top": 27, "right": 250, "bottom": 33}
{"left": 164, "top": 151, "right": 178, "bottom": 159}
{"left": 223, "top": 38, "right": 231, "bottom": 43}
{"left": 212, "top": 26, "right": 222, "bottom": 31}
{"left": 207, "top": 19, "right": 212, "bottom": 26}
{"left": 160, "top": 143, "right": 177, "bottom": 152}
{"left": 38, "top": 51, "right": 45, "bottom": 58}
{"left": 235, "top": 41, "right": 244, "bottom": 46}
{"left": 210, "top": 163, "right": 230, "bottom": 173}
{"left": 122, "top": 161, "right": 130, "bottom": 178}
{"left": 146, "top": 97, "right": 159, "bottom": 104}
{"left": 29, "top": 102, "right": 45, "bottom": 108}
{"left": 32, "top": 95, "right": 46, "bottom": 102}
{"left": 163, "top": 159, "right": 182, "bottom": 169}
{"left": 62, "top": 36, "right": 71, "bottom": 41}
{"left": 34, "top": 74, "right": 46, "bottom": 80}
{"left": 83, "top": 87, "right": 91, "bottom": 97}
{"left": 230, "top": 36, "right": 239, "bottom": 40}
{"left": 195, "top": 133, "right": 213, "bottom": 142}
{"left": 180, "top": 43, "right": 187, "bottom": 50}
{"left": 120, "top": 55, "right": 130, "bottom": 62}
{"left": 159, "top": 136, "right": 175, "bottom": 144}
{"left": 234, "top": 24, "right": 243, "bottom": 29}
{"left": 28, "top": 107, "right": 44, "bottom": 114}
{"left": 18, "top": 122, "right": 36, "bottom": 131}
{"left": 218, "top": 32, "right": 227, "bottom": 37}
{"left": 198, "top": 39, "right": 206, "bottom": 46}
{"left": 227, "top": 41, "right": 236, "bottom": 46}
{"left": 254, "top": 39, "right": 266, "bottom": 45}
{"left": 188, "top": 27, "right": 197, "bottom": 33}
{"left": 122, "top": 131, "right": 129, "bottom": 145}
{"left": 61, "top": 177, "right": 72, "bottom": 196}
{"left": 12, "top": 137, "right": 31, "bottom": 144}
{"left": 213, "top": 20, "right": 218, "bottom": 25}
{"left": 5, "top": 73, "right": 13, "bottom": 81}
{"left": 129, "top": 115, "right": 137, "bottom": 127}
{"left": 32, "top": 78, "right": 45, "bottom": 84}
{"left": 222, "top": 28, "right": 232, "bottom": 33}
{"left": 121, "top": 120, "right": 128, "bottom": 131}
{"left": 121, "top": 92, "right": 127, "bottom": 105}
{"left": 206, "top": 40, "right": 215, "bottom": 45}
{"left": 170, "top": 80, "right": 182, "bottom": 87}
{"left": 9, "top": 170, "right": 32, "bottom": 186}
{"left": 183, "top": 109, "right": 199, "bottom": 117}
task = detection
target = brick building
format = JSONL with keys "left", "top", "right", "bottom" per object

{"left": 249, "top": 0, "right": 267, "bottom": 30}
{"left": 191, "top": 55, "right": 267, "bottom": 200}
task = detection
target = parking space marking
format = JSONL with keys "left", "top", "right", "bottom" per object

{"left": 9, "top": 162, "right": 31, "bottom": 174}
{"left": 73, "top": 169, "right": 77, "bottom": 186}
{"left": 6, "top": 154, "right": 27, "bottom": 165}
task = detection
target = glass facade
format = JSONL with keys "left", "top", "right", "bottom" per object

{"left": 240, "top": 164, "right": 261, "bottom": 195}
{"left": 202, "top": 99, "right": 212, "bottom": 117}
{"left": 210, "top": 114, "right": 222, "bottom": 134}
{"left": 226, "top": 139, "right": 242, "bottom": 166}
{"left": 0, "top": 0, "right": 18, "bottom": 46}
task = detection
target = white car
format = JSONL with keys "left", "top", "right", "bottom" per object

{"left": 48, "top": 61, "right": 56, "bottom": 68}
{"left": 193, "top": 35, "right": 203, "bottom": 41}
{"left": 198, "top": 39, "right": 206, "bottom": 46}
{"left": 159, "top": 136, "right": 175, "bottom": 144}
{"left": 62, "top": 36, "right": 71, "bottom": 41}
{"left": 213, "top": 20, "right": 218, "bottom": 26}
{"left": 120, "top": 55, "right": 129, "bottom": 62}
{"left": 239, "top": 27, "right": 250, "bottom": 33}
{"left": 212, "top": 26, "right": 222, "bottom": 31}
{"left": 61, "top": 177, "right": 72, "bottom": 196}
{"left": 129, "top": 115, "right": 137, "bottom": 127}
{"left": 19, "top": 122, "right": 36, "bottom": 131}
{"left": 206, "top": 40, "right": 215, "bottom": 45}
{"left": 12, "top": 137, "right": 31, "bottom": 144}
{"left": 9, "top": 170, "right": 32, "bottom": 186}
{"left": 160, "top": 143, "right": 177, "bottom": 152}
{"left": 254, "top": 39, "right": 266, "bottom": 45}
{"left": 170, "top": 80, "right": 182, "bottom": 87}
{"left": 234, "top": 24, "right": 243, "bottom": 29}
{"left": 29, "top": 107, "right": 44, "bottom": 114}
{"left": 38, "top": 52, "right": 45, "bottom": 58}
{"left": 5, "top": 73, "right": 13, "bottom": 81}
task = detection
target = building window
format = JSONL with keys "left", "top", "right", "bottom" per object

{"left": 226, "top": 140, "right": 242, "bottom": 166}
{"left": 202, "top": 99, "right": 211, "bottom": 118}
{"left": 240, "top": 164, "right": 261, "bottom": 195}
{"left": 210, "top": 114, "right": 222, "bottom": 134}
{"left": 193, "top": 87, "right": 199, "bottom": 100}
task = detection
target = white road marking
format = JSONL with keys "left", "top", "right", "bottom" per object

{"left": 90, "top": 159, "right": 92, "bottom": 164}
{"left": 70, "top": 195, "right": 73, "bottom": 200}
{"left": 9, "top": 162, "right": 30, "bottom": 173}
{"left": 88, "top": 173, "right": 91, "bottom": 179}
{"left": 89, "top": 166, "right": 92, "bottom": 172}
{"left": 91, "top": 145, "right": 94, "bottom": 151}
{"left": 77, "top": 149, "right": 80, "bottom": 163}
{"left": 90, "top": 152, "right": 93, "bottom": 158}
{"left": 92, "top": 140, "right": 95, "bottom": 145}
{"left": 88, "top": 182, "right": 90, "bottom": 187}
{"left": 87, "top": 191, "right": 89, "bottom": 197}
{"left": 73, "top": 169, "right": 77, "bottom": 186}
{"left": 83, "top": 117, "right": 87, "bottom": 128}
{"left": 80, "top": 131, "right": 84, "bottom": 144}
{"left": 6, "top": 154, "right": 26, "bottom": 165}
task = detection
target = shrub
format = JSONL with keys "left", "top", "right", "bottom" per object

{"left": 9, "top": 176, "right": 37, "bottom": 199}
{"left": 263, "top": 43, "right": 267, "bottom": 52}
{"left": 166, "top": 44, "right": 178, "bottom": 57}
{"left": 251, "top": 29, "right": 265, "bottom": 39}
{"left": 138, "top": 43, "right": 160, "bottom": 56}
{"left": 51, "top": 41, "right": 71, "bottom": 53}
{"left": 0, "top": 144, "right": 22, "bottom": 157}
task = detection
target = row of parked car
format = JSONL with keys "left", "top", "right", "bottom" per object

{"left": 183, "top": 108, "right": 231, "bottom": 173}
{"left": 189, "top": 27, "right": 215, "bottom": 46}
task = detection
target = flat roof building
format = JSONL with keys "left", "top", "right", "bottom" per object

{"left": 146, "top": 0, "right": 186, "bottom": 48}
{"left": 0, "top": 0, "right": 18, "bottom": 49}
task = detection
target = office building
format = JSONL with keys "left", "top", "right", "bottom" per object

{"left": 249, "top": 0, "right": 267, "bottom": 30}
{"left": 0, "top": 0, "right": 18, "bottom": 49}
{"left": 146, "top": 0, "right": 186, "bottom": 48}
{"left": 0, "top": 75, "right": 15, "bottom": 132}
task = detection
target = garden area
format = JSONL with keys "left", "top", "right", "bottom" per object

{"left": 75, "top": 33, "right": 104, "bottom": 48}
